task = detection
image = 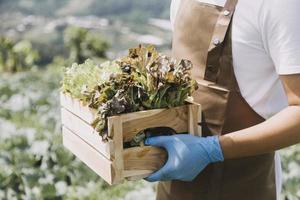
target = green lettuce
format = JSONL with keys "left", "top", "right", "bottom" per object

{"left": 61, "top": 45, "right": 198, "bottom": 140}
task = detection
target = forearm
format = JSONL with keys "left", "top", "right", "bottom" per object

{"left": 219, "top": 105, "right": 300, "bottom": 159}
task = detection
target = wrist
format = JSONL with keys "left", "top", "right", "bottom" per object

{"left": 205, "top": 136, "right": 224, "bottom": 163}
{"left": 219, "top": 134, "right": 234, "bottom": 160}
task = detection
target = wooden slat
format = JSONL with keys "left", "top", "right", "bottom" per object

{"left": 61, "top": 92, "right": 202, "bottom": 184}
{"left": 188, "top": 104, "right": 202, "bottom": 136}
{"left": 123, "top": 170, "right": 153, "bottom": 178}
{"left": 108, "top": 116, "right": 124, "bottom": 183}
{"left": 62, "top": 127, "right": 115, "bottom": 184}
{"left": 120, "top": 107, "right": 175, "bottom": 123}
{"left": 61, "top": 108, "right": 113, "bottom": 159}
{"left": 121, "top": 106, "right": 189, "bottom": 142}
{"left": 123, "top": 146, "right": 167, "bottom": 178}
{"left": 124, "top": 171, "right": 153, "bottom": 181}
{"left": 60, "top": 92, "right": 97, "bottom": 124}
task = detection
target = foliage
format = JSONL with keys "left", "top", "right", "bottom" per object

{"left": 0, "top": 68, "right": 142, "bottom": 200}
{"left": 280, "top": 147, "right": 300, "bottom": 200}
{"left": 0, "top": 36, "right": 39, "bottom": 72}
{"left": 62, "top": 59, "right": 121, "bottom": 100}
{"left": 62, "top": 45, "right": 198, "bottom": 140}
{"left": 64, "top": 27, "right": 109, "bottom": 64}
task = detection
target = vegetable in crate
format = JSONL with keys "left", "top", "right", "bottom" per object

{"left": 61, "top": 45, "right": 198, "bottom": 141}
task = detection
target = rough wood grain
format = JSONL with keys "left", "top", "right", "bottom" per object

{"left": 188, "top": 103, "right": 202, "bottom": 136}
{"left": 123, "top": 170, "right": 153, "bottom": 179}
{"left": 108, "top": 116, "right": 124, "bottom": 183}
{"left": 121, "top": 106, "right": 188, "bottom": 142}
{"left": 120, "top": 107, "right": 177, "bottom": 123}
{"left": 62, "top": 126, "right": 114, "bottom": 184}
{"left": 61, "top": 92, "right": 202, "bottom": 185}
{"left": 123, "top": 146, "right": 167, "bottom": 173}
{"left": 60, "top": 92, "right": 97, "bottom": 124}
{"left": 124, "top": 172, "right": 153, "bottom": 181}
{"left": 61, "top": 108, "right": 113, "bottom": 159}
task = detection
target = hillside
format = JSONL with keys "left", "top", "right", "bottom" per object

{"left": 0, "top": 0, "right": 170, "bottom": 22}
{"left": 0, "top": 0, "right": 172, "bottom": 65}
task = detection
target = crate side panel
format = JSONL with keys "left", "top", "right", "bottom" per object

{"left": 62, "top": 126, "right": 114, "bottom": 185}
{"left": 122, "top": 106, "right": 188, "bottom": 142}
{"left": 107, "top": 116, "right": 124, "bottom": 183}
{"left": 61, "top": 108, "right": 113, "bottom": 159}
{"left": 60, "top": 92, "right": 96, "bottom": 124}
{"left": 120, "top": 107, "right": 170, "bottom": 123}
{"left": 123, "top": 146, "right": 167, "bottom": 178}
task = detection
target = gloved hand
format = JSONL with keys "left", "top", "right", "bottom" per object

{"left": 144, "top": 134, "right": 224, "bottom": 182}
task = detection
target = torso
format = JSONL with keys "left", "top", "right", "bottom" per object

{"left": 171, "top": 0, "right": 288, "bottom": 119}
{"left": 155, "top": 1, "right": 280, "bottom": 199}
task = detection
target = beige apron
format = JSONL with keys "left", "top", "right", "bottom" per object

{"left": 156, "top": 0, "right": 276, "bottom": 199}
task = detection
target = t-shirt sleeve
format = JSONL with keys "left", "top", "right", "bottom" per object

{"left": 262, "top": 0, "right": 300, "bottom": 75}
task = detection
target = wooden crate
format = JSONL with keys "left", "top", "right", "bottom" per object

{"left": 60, "top": 92, "right": 202, "bottom": 185}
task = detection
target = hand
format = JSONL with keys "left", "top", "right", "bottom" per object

{"left": 144, "top": 134, "right": 224, "bottom": 182}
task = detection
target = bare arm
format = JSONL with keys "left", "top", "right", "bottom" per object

{"left": 219, "top": 74, "right": 300, "bottom": 159}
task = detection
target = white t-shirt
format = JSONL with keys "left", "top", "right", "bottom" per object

{"left": 171, "top": 0, "right": 300, "bottom": 199}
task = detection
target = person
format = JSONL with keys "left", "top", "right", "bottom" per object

{"left": 144, "top": 0, "right": 300, "bottom": 199}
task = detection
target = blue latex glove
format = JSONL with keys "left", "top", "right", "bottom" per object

{"left": 144, "top": 134, "right": 224, "bottom": 182}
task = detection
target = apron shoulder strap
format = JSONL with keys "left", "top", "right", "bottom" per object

{"left": 204, "top": 0, "right": 238, "bottom": 84}
{"left": 208, "top": 0, "right": 238, "bottom": 51}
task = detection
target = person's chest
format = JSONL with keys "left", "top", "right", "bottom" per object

{"left": 171, "top": 0, "right": 275, "bottom": 85}
{"left": 172, "top": 0, "right": 273, "bottom": 72}
{"left": 170, "top": 0, "right": 287, "bottom": 118}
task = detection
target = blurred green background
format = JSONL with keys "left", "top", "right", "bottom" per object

{"left": 0, "top": 0, "right": 299, "bottom": 200}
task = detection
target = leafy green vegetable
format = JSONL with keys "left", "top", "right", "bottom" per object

{"left": 62, "top": 45, "right": 198, "bottom": 140}
{"left": 61, "top": 59, "right": 121, "bottom": 103}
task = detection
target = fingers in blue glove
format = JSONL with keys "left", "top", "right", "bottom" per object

{"left": 144, "top": 135, "right": 224, "bottom": 182}
{"left": 144, "top": 136, "right": 171, "bottom": 182}
{"left": 144, "top": 155, "right": 172, "bottom": 182}
{"left": 144, "top": 166, "right": 165, "bottom": 182}
{"left": 145, "top": 136, "right": 168, "bottom": 147}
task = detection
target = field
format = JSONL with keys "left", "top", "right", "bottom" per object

{"left": 0, "top": 67, "right": 157, "bottom": 200}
